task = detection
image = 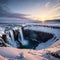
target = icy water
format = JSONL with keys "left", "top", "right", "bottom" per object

{"left": 19, "top": 39, "right": 39, "bottom": 49}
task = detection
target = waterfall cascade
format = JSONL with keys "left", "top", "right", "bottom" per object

{"left": 6, "top": 26, "right": 28, "bottom": 48}
{"left": 19, "top": 27, "right": 28, "bottom": 46}
{"left": 0, "top": 25, "right": 54, "bottom": 49}
{"left": 6, "top": 30, "right": 17, "bottom": 47}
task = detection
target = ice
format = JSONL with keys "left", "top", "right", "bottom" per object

{"left": 0, "top": 27, "right": 5, "bottom": 36}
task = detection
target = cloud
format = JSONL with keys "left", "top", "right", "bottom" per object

{"left": 53, "top": 15, "right": 60, "bottom": 18}
{"left": 0, "top": 0, "right": 8, "bottom": 5}
{"left": 0, "top": 0, "right": 7, "bottom": 3}
{"left": 50, "top": 3, "right": 60, "bottom": 14}
{"left": 40, "top": 1, "right": 60, "bottom": 20}
{"left": 57, "top": 0, "right": 60, "bottom": 2}
{"left": 45, "top": 2, "right": 50, "bottom": 8}
{"left": 44, "top": 2, "right": 60, "bottom": 16}
{"left": 0, "top": 8, "right": 29, "bottom": 19}
{"left": 0, "top": 12, "right": 29, "bottom": 19}
{"left": 0, "top": 0, "right": 30, "bottom": 20}
{"left": 45, "top": 0, "right": 60, "bottom": 12}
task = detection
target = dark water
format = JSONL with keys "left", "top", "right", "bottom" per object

{"left": 19, "top": 40, "right": 39, "bottom": 49}
{"left": 18, "top": 29, "right": 53, "bottom": 49}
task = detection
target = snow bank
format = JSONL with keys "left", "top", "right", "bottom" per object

{"left": 0, "top": 55, "right": 8, "bottom": 60}
{"left": 0, "top": 39, "right": 60, "bottom": 60}
{"left": 0, "top": 27, "right": 5, "bottom": 36}
{"left": 36, "top": 36, "right": 57, "bottom": 50}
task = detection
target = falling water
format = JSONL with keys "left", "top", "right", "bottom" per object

{"left": 5, "top": 26, "right": 28, "bottom": 47}
{"left": 7, "top": 30, "right": 17, "bottom": 47}
{"left": 19, "top": 27, "right": 28, "bottom": 45}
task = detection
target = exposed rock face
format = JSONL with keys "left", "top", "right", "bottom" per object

{"left": 0, "top": 38, "right": 6, "bottom": 47}
{"left": 13, "top": 29, "right": 19, "bottom": 40}
{"left": 1, "top": 33, "right": 7, "bottom": 42}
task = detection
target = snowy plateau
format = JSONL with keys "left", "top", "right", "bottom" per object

{"left": 0, "top": 19, "right": 60, "bottom": 60}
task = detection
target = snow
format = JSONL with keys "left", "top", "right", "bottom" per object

{"left": 0, "top": 22, "right": 60, "bottom": 60}
{"left": 23, "top": 23, "right": 60, "bottom": 49}
{"left": 0, "top": 27, "right": 5, "bottom": 36}
{"left": 36, "top": 36, "right": 57, "bottom": 50}
{"left": 0, "top": 47, "right": 49, "bottom": 60}
{"left": 50, "top": 39, "right": 60, "bottom": 48}
{"left": 25, "top": 25, "right": 60, "bottom": 39}
{"left": 25, "top": 23, "right": 60, "bottom": 28}
{"left": 0, "top": 39, "right": 60, "bottom": 60}
{"left": 0, "top": 55, "right": 8, "bottom": 60}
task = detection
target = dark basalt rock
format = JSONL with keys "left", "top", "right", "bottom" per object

{"left": 49, "top": 51, "right": 60, "bottom": 59}
{"left": 1, "top": 33, "right": 7, "bottom": 42}
{"left": 0, "top": 38, "right": 7, "bottom": 47}
{"left": 13, "top": 29, "right": 19, "bottom": 40}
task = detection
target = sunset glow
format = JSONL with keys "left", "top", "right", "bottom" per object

{"left": 0, "top": 0, "right": 60, "bottom": 21}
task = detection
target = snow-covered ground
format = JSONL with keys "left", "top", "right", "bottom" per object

{"left": 0, "top": 27, "right": 5, "bottom": 36}
{"left": 25, "top": 23, "right": 60, "bottom": 39}
{"left": 36, "top": 35, "right": 57, "bottom": 50}
{"left": 0, "top": 39, "right": 60, "bottom": 60}
{"left": 0, "top": 22, "right": 60, "bottom": 60}
{"left": 25, "top": 23, "right": 60, "bottom": 27}
{"left": 23, "top": 23, "right": 60, "bottom": 50}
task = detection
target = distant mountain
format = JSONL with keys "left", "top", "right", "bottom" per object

{"left": 45, "top": 19, "right": 60, "bottom": 22}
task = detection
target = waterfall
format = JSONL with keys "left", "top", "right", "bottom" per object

{"left": 6, "top": 26, "right": 28, "bottom": 47}
{"left": 18, "top": 27, "right": 23, "bottom": 42}
{"left": 19, "top": 27, "right": 28, "bottom": 45}
{"left": 7, "top": 30, "right": 17, "bottom": 47}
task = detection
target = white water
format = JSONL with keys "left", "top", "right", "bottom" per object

{"left": 8, "top": 30, "right": 17, "bottom": 47}
{"left": 19, "top": 27, "right": 28, "bottom": 46}
{"left": 6, "top": 27, "right": 28, "bottom": 47}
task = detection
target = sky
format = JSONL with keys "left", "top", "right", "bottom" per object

{"left": 0, "top": 0, "right": 60, "bottom": 21}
